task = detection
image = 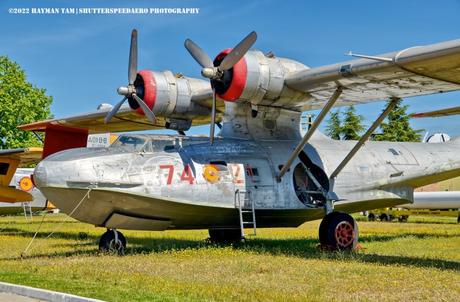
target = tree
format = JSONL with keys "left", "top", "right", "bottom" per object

{"left": 375, "top": 99, "right": 422, "bottom": 142}
{"left": 0, "top": 56, "right": 52, "bottom": 149}
{"left": 325, "top": 110, "right": 342, "bottom": 140}
{"left": 341, "top": 105, "right": 365, "bottom": 140}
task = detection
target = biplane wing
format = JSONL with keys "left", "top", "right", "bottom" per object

{"left": 0, "top": 147, "right": 43, "bottom": 203}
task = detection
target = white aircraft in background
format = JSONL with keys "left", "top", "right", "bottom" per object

{"left": 408, "top": 106, "right": 460, "bottom": 211}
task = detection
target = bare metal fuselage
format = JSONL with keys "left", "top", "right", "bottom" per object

{"left": 33, "top": 133, "right": 460, "bottom": 231}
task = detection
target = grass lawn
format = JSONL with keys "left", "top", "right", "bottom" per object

{"left": 0, "top": 214, "right": 459, "bottom": 301}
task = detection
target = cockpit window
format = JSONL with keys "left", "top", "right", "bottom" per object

{"left": 111, "top": 136, "right": 146, "bottom": 152}
{"left": 141, "top": 140, "right": 175, "bottom": 152}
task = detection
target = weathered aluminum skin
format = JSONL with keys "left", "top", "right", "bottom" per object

{"left": 33, "top": 106, "right": 460, "bottom": 230}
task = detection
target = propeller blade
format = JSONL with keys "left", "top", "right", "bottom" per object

{"left": 209, "top": 89, "right": 216, "bottom": 144}
{"left": 184, "top": 39, "right": 213, "bottom": 68}
{"left": 104, "top": 97, "right": 127, "bottom": 124}
{"left": 132, "top": 93, "right": 156, "bottom": 124}
{"left": 128, "top": 29, "right": 138, "bottom": 85}
{"left": 219, "top": 31, "right": 257, "bottom": 71}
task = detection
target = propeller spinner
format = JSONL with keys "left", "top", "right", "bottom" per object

{"left": 105, "top": 29, "right": 156, "bottom": 124}
{"left": 184, "top": 31, "right": 257, "bottom": 144}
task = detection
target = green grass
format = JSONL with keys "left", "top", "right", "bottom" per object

{"left": 0, "top": 214, "right": 459, "bottom": 301}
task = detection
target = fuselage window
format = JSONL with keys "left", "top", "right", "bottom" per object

{"left": 0, "top": 163, "right": 9, "bottom": 175}
{"left": 388, "top": 148, "right": 401, "bottom": 156}
{"left": 163, "top": 145, "right": 175, "bottom": 152}
{"left": 147, "top": 140, "right": 175, "bottom": 152}
{"left": 111, "top": 136, "right": 146, "bottom": 152}
{"left": 209, "top": 161, "right": 228, "bottom": 172}
{"left": 245, "top": 167, "right": 259, "bottom": 177}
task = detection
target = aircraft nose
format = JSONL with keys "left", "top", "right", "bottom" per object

{"left": 33, "top": 160, "right": 47, "bottom": 188}
{"left": 33, "top": 155, "right": 82, "bottom": 189}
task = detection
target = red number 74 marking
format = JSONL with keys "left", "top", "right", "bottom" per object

{"left": 159, "top": 164, "right": 195, "bottom": 185}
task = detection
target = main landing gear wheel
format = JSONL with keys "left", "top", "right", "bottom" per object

{"left": 319, "top": 212, "right": 358, "bottom": 251}
{"left": 208, "top": 229, "right": 242, "bottom": 244}
{"left": 99, "top": 229, "right": 127, "bottom": 255}
{"left": 367, "top": 213, "right": 376, "bottom": 221}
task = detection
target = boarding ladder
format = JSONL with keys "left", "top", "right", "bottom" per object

{"left": 22, "top": 202, "right": 33, "bottom": 220}
{"left": 235, "top": 189, "right": 256, "bottom": 239}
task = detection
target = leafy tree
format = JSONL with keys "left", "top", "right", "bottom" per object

{"left": 375, "top": 99, "right": 422, "bottom": 142}
{"left": 341, "top": 105, "right": 365, "bottom": 140}
{"left": 0, "top": 56, "right": 52, "bottom": 149}
{"left": 325, "top": 110, "right": 342, "bottom": 140}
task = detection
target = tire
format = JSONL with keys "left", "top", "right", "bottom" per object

{"left": 208, "top": 229, "right": 242, "bottom": 244}
{"left": 398, "top": 216, "right": 408, "bottom": 222}
{"left": 319, "top": 212, "right": 358, "bottom": 251}
{"left": 99, "top": 230, "right": 127, "bottom": 255}
{"left": 319, "top": 212, "right": 340, "bottom": 245}
{"left": 368, "top": 213, "right": 376, "bottom": 221}
{"left": 380, "top": 214, "right": 389, "bottom": 222}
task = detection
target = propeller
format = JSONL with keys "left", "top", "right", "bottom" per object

{"left": 184, "top": 31, "right": 257, "bottom": 144}
{"left": 105, "top": 29, "right": 156, "bottom": 124}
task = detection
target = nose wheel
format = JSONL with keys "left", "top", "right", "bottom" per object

{"left": 319, "top": 212, "right": 358, "bottom": 251}
{"left": 99, "top": 229, "right": 127, "bottom": 255}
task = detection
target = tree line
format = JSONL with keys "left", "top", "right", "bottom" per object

{"left": 325, "top": 100, "right": 422, "bottom": 142}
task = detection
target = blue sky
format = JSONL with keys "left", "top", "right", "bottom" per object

{"left": 1, "top": 0, "right": 459, "bottom": 136}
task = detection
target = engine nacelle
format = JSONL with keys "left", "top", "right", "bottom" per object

{"left": 129, "top": 70, "right": 210, "bottom": 117}
{"left": 213, "top": 50, "right": 309, "bottom": 104}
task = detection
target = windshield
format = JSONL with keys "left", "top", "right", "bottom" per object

{"left": 111, "top": 136, "right": 146, "bottom": 152}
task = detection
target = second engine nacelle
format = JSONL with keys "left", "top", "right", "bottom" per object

{"left": 129, "top": 70, "right": 210, "bottom": 117}
{"left": 213, "top": 50, "right": 309, "bottom": 105}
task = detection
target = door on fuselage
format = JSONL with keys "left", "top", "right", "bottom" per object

{"left": 239, "top": 159, "right": 276, "bottom": 209}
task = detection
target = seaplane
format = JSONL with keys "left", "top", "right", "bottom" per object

{"left": 19, "top": 30, "right": 460, "bottom": 253}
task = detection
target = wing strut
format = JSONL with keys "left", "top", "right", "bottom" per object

{"left": 329, "top": 98, "right": 399, "bottom": 180}
{"left": 277, "top": 87, "right": 343, "bottom": 182}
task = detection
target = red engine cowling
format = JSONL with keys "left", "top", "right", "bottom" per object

{"left": 212, "top": 50, "right": 309, "bottom": 104}
{"left": 213, "top": 49, "right": 248, "bottom": 101}
{"left": 130, "top": 70, "right": 157, "bottom": 115}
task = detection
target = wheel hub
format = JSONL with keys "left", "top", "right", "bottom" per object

{"left": 108, "top": 239, "right": 123, "bottom": 252}
{"left": 334, "top": 221, "right": 354, "bottom": 248}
